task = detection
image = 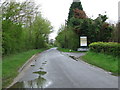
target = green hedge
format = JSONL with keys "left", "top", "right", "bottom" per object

{"left": 89, "top": 42, "right": 120, "bottom": 57}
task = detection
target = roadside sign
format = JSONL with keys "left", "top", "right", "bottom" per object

{"left": 80, "top": 36, "right": 87, "bottom": 46}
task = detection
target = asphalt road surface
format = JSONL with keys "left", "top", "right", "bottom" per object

{"left": 10, "top": 48, "right": 118, "bottom": 88}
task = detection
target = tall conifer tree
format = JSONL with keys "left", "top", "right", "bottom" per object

{"left": 67, "top": 0, "right": 83, "bottom": 25}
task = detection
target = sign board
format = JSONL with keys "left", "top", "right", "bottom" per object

{"left": 80, "top": 36, "right": 87, "bottom": 46}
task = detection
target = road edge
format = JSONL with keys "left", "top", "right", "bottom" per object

{"left": 6, "top": 53, "right": 40, "bottom": 89}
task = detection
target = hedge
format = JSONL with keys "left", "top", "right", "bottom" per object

{"left": 89, "top": 42, "right": 120, "bottom": 57}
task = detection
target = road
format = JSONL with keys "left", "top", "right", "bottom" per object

{"left": 9, "top": 48, "right": 118, "bottom": 88}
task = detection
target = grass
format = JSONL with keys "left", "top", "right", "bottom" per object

{"left": 57, "top": 48, "right": 85, "bottom": 53}
{"left": 82, "top": 51, "right": 119, "bottom": 75}
{"left": 2, "top": 48, "right": 47, "bottom": 88}
{"left": 0, "top": 60, "right": 2, "bottom": 89}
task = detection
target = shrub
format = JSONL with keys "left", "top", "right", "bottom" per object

{"left": 89, "top": 42, "right": 120, "bottom": 57}
{"left": 55, "top": 27, "right": 79, "bottom": 50}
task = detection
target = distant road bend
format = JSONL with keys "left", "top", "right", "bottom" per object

{"left": 10, "top": 48, "right": 118, "bottom": 88}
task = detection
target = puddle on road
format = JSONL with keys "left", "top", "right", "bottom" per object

{"left": 39, "top": 67, "right": 43, "bottom": 70}
{"left": 9, "top": 60, "right": 50, "bottom": 88}
{"left": 33, "top": 71, "right": 47, "bottom": 75}
{"left": 9, "top": 76, "right": 46, "bottom": 88}
{"left": 42, "top": 61, "right": 47, "bottom": 65}
{"left": 9, "top": 70, "right": 49, "bottom": 88}
{"left": 31, "top": 65, "right": 35, "bottom": 67}
{"left": 42, "top": 62, "right": 46, "bottom": 65}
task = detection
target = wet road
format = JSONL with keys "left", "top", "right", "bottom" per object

{"left": 10, "top": 48, "right": 118, "bottom": 88}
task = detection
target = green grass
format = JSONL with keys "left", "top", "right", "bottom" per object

{"left": 57, "top": 48, "right": 85, "bottom": 53}
{"left": 0, "top": 60, "right": 2, "bottom": 90}
{"left": 82, "top": 51, "right": 119, "bottom": 75}
{"left": 2, "top": 48, "right": 47, "bottom": 88}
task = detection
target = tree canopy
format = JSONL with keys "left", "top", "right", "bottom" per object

{"left": 55, "top": 0, "right": 114, "bottom": 50}
{"left": 2, "top": 1, "right": 52, "bottom": 55}
{"left": 67, "top": 0, "right": 83, "bottom": 25}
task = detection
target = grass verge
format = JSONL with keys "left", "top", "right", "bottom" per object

{"left": 0, "top": 60, "right": 1, "bottom": 76}
{"left": 82, "top": 51, "right": 119, "bottom": 75}
{"left": 2, "top": 48, "right": 47, "bottom": 88}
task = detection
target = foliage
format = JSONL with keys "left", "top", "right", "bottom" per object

{"left": 66, "top": 0, "right": 113, "bottom": 47}
{"left": 67, "top": 0, "right": 83, "bottom": 25}
{"left": 82, "top": 51, "right": 119, "bottom": 75}
{"left": 118, "top": 22, "right": 120, "bottom": 43}
{"left": 73, "top": 8, "right": 86, "bottom": 19}
{"left": 56, "top": 2, "right": 114, "bottom": 50}
{"left": 55, "top": 26, "right": 79, "bottom": 50}
{"left": 110, "top": 22, "right": 120, "bottom": 43}
{"left": 89, "top": 42, "right": 120, "bottom": 57}
{"left": 31, "top": 15, "right": 53, "bottom": 49}
{"left": 2, "top": 1, "right": 52, "bottom": 55}
{"left": 2, "top": 1, "right": 38, "bottom": 25}
{"left": 93, "top": 15, "right": 113, "bottom": 42}
{"left": 2, "top": 20, "right": 23, "bottom": 54}
{"left": 69, "top": 14, "right": 113, "bottom": 44}
{"left": 55, "top": 0, "right": 114, "bottom": 52}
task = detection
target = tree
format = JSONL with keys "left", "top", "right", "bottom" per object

{"left": 31, "top": 15, "right": 52, "bottom": 49}
{"left": 2, "top": 20, "right": 23, "bottom": 54}
{"left": 2, "top": 1, "right": 52, "bottom": 55}
{"left": 67, "top": 0, "right": 83, "bottom": 25}
{"left": 2, "top": 1, "right": 37, "bottom": 55}
{"left": 110, "top": 22, "right": 120, "bottom": 43}
{"left": 93, "top": 14, "right": 113, "bottom": 42}
{"left": 67, "top": 0, "right": 87, "bottom": 47}
{"left": 73, "top": 8, "right": 86, "bottom": 19}
{"left": 2, "top": 1, "right": 39, "bottom": 26}
{"left": 67, "top": 13, "right": 113, "bottom": 45}
{"left": 55, "top": 26, "right": 79, "bottom": 50}
{"left": 118, "top": 22, "right": 120, "bottom": 43}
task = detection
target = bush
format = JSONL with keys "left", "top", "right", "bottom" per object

{"left": 89, "top": 42, "right": 120, "bottom": 57}
{"left": 55, "top": 27, "right": 79, "bottom": 50}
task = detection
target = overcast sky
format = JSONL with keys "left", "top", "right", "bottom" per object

{"left": 17, "top": 0, "right": 119, "bottom": 40}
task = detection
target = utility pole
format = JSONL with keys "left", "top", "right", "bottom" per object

{"left": 118, "top": 1, "right": 120, "bottom": 43}
{"left": 65, "top": 20, "right": 67, "bottom": 48}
